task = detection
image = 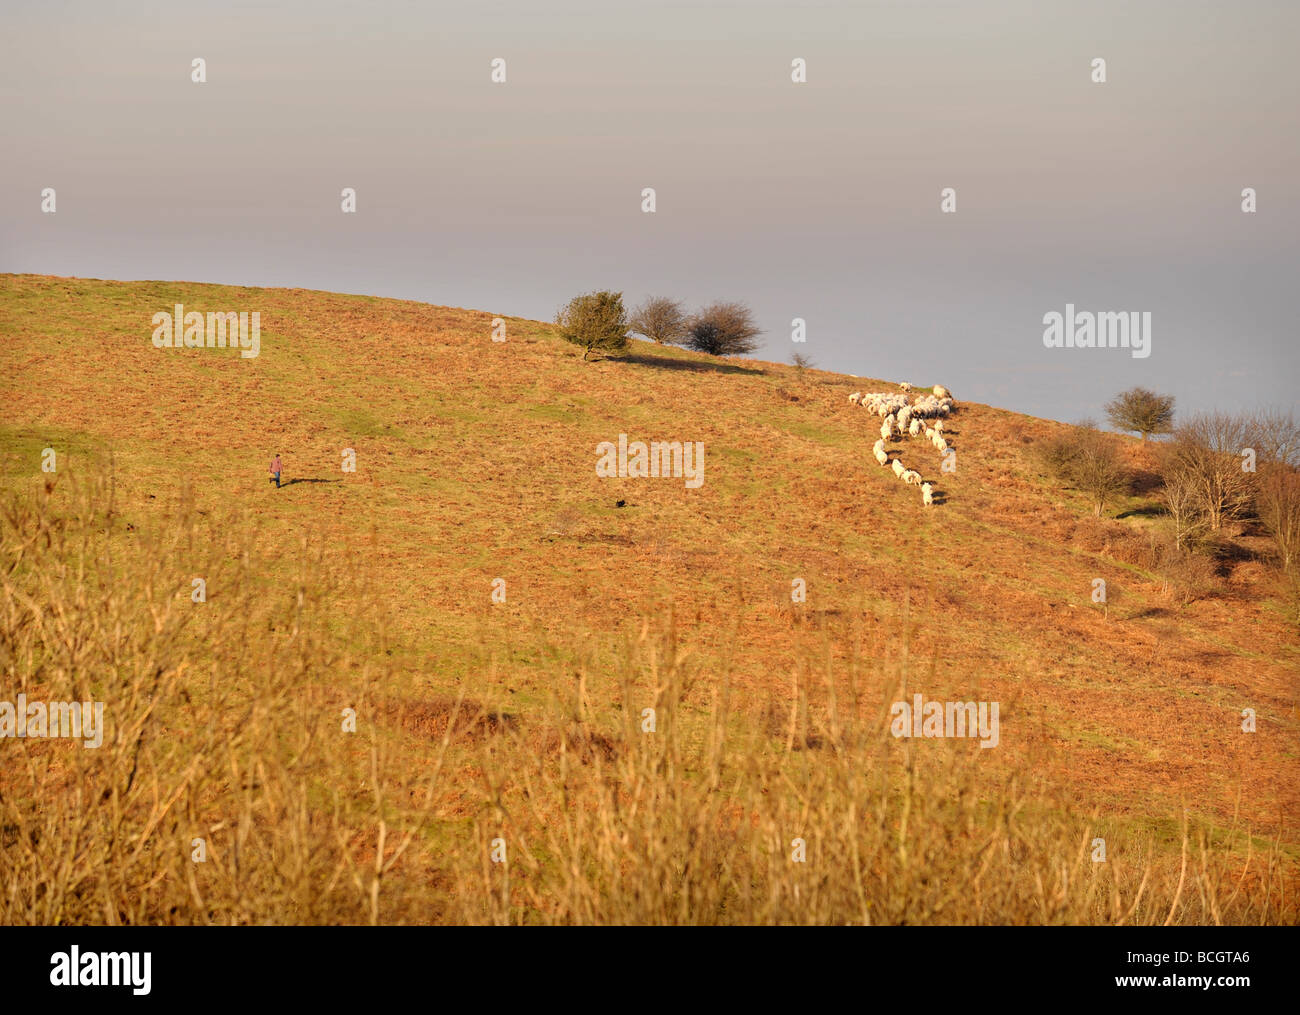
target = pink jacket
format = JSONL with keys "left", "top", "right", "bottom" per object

{"left": 270, "top": 457, "right": 282, "bottom": 474}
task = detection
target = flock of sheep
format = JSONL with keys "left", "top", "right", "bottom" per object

{"left": 849, "top": 384, "right": 955, "bottom": 506}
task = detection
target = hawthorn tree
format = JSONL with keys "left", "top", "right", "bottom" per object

{"left": 685, "top": 302, "right": 761, "bottom": 356}
{"left": 556, "top": 291, "right": 630, "bottom": 361}
{"left": 1105, "top": 387, "right": 1176, "bottom": 441}
{"left": 629, "top": 296, "right": 687, "bottom": 345}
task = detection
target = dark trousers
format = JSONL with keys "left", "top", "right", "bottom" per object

{"left": 271, "top": 472, "right": 280, "bottom": 488}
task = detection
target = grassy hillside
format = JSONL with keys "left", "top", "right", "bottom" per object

{"left": 1, "top": 273, "right": 1296, "bottom": 924}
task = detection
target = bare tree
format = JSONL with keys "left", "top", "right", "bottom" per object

{"left": 1166, "top": 413, "right": 1255, "bottom": 530}
{"left": 790, "top": 350, "right": 814, "bottom": 373}
{"left": 629, "top": 296, "right": 687, "bottom": 346}
{"left": 1244, "top": 408, "right": 1300, "bottom": 469}
{"left": 1105, "top": 387, "right": 1176, "bottom": 441}
{"left": 1256, "top": 466, "right": 1300, "bottom": 571}
{"left": 685, "top": 302, "right": 762, "bottom": 356}
{"left": 1160, "top": 466, "right": 1208, "bottom": 552}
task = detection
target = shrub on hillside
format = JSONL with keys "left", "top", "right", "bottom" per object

{"left": 685, "top": 301, "right": 762, "bottom": 356}
{"left": 1071, "top": 515, "right": 1114, "bottom": 553}
{"left": 1033, "top": 431, "right": 1082, "bottom": 483}
{"left": 1148, "top": 531, "right": 1219, "bottom": 604}
{"left": 1113, "top": 529, "right": 1158, "bottom": 569}
{"left": 1037, "top": 422, "right": 1128, "bottom": 516}
{"left": 1166, "top": 550, "right": 1220, "bottom": 605}
{"left": 556, "top": 290, "right": 630, "bottom": 361}
{"left": 1073, "top": 516, "right": 1153, "bottom": 569}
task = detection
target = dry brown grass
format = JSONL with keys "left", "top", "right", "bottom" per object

{"left": 1, "top": 460, "right": 1293, "bottom": 924}
{"left": 1, "top": 274, "right": 1297, "bottom": 924}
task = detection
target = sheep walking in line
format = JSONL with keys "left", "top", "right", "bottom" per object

{"left": 848, "top": 386, "right": 960, "bottom": 507}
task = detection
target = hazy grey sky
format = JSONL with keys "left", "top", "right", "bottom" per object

{"left": 2, "top": 0, "right": 1296, "bottom": 423}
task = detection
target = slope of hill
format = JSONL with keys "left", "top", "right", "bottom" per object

{"left": 1, "top": 273, "right": 1295, "bottom": 924}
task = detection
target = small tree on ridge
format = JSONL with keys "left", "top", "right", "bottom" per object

{"left": 685, "top": 301, "right": 762, "bottom": 357}
{"left": 556, "top": 291, "right": 630, "bottom": 361}
{"left": 1105, "top": 387, "right": 1176, "bottom": 441}
{"left": 629, "top": 296, "right": 688, "bottom": 346}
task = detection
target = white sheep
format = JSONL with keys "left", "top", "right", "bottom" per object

{"left": 859, "top": 392, "right": 910, "bottom": 416}
{"left": 836, "top": 385, "right": 960, "bottom": 506}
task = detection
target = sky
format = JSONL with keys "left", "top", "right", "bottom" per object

{"left": 2, "top": 0, "right": 1296, "bottom": 424}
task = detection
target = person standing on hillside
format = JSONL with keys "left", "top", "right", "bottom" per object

{"left": 269, "top": 453, "right": 282, "bottom": 489}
